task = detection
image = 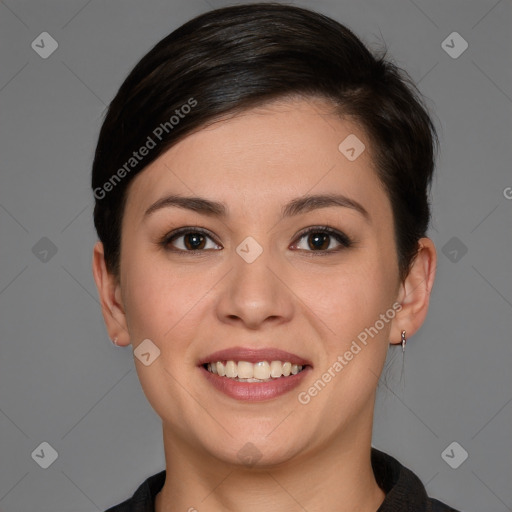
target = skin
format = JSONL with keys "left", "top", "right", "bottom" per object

{"left": 93, "top": 96, "right": 436, "bottom": 512}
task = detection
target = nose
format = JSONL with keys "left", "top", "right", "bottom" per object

{"left": 215, "top": 240, "right": 295, "bottom": 330}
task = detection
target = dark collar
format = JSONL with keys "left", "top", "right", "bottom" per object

{"left": 372, "top": 448, "right": 429, "bottom": 511}
{"left": 106, "top": 448, "right": 457, "bottom": 511}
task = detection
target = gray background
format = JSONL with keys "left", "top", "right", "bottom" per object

{"left": 0, "top": 0, "right": 510, "bottom": 511}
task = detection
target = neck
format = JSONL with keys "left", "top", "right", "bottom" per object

{"left": 155, "top": 406, "right": 385, "bottom": 512}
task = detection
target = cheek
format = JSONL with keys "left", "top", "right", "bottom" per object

{"left": 309, "top": 245, "right": 398, "bottom": 363}
{"left": 119, "top": 242, "right": 173, "bottom": 341}
{"left": 318, "top": 258, "right": 395, "bottom": 320}
{"left": 120, "top": 249, "right": 215, "bottom": 345}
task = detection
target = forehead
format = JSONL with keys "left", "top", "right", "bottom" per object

{"left": 124, "top": 96, "right": 390, "bottom": 223}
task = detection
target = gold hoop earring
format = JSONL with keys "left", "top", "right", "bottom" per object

{"left": 401, "top": 330, "right": 407, "bottom": 352}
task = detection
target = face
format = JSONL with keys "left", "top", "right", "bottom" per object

{"left": 112, "top": 97, "right": 404, "bottom": 466}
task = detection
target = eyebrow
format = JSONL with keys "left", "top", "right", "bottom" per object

{"left": 144, "top": 193, "right": 370, "bottom": 222}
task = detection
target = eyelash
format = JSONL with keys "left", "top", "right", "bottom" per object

{"left": 159, "top": 225, "right": 353, "bottom": 255}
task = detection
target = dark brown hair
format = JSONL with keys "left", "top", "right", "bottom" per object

{"left": 92, "top": 2, "right": 438, "bottom": 280}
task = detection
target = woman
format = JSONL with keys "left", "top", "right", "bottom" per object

{"left": 91, "top": 3, "right": 460, "bottom": 511}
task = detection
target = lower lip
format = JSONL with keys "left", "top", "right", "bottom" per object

{"left": 200, "top": 365, "right": 312, "bottom": 402}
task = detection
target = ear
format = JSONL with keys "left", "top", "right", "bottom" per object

{"left": 389, "top": 237, "right": 437, "bottom": 346}
{"left": 92, "top": 241, "right": 130, "bottom": 346}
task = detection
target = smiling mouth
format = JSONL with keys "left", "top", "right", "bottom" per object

{"left": 203, "top": 360, "right": 307, "bottom": 382}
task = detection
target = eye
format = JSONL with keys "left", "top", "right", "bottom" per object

{"left": 160, "top": 227, "right": 222, "bottom": 252}
{"left": 291, "top": 226, "right": 352, "bottom": 253}
{"left": 160, "top": 225, "right": 352, "bottom": 254}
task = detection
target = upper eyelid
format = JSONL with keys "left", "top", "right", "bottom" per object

{"left": 165, "top": 226, "right": 220, "bottom": 242}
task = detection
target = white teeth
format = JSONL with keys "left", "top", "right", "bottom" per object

{"left": 270, "top": 360, "right": 282, "bottom": 378}
{"left": 225, "top": 360, "right": 237, "bottom": 378}
{"left": 206, "top": 360, "right": 304, "bottom": 380}
{"left": 237, "top": 361, "right": 253, "bottom": 379}
{"left": 253, "top": 361, "right": 270, "bottom": 380}
{"left": 216, "top": 361, "right": 226, "bottom": 376}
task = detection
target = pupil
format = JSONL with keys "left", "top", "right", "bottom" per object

{"left": 309, "top": 233, "right": 328, "bottom": 250}
{"left": 186, "top": 233, "right": 205, "bottom": 250}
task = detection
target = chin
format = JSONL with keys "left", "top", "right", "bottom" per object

{"left": 201, "top": 431, "right": 309, "bottom": 470}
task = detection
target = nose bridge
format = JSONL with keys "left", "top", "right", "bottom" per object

{"left": 216, "top": 233, "right": 294, "bottom": 327}
{"left": 233, "top": 233, "right": 278, "bottom": 304}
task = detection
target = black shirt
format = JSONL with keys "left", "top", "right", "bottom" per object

{"left": 105, "top": 448, "right": 460, "bottom": 511}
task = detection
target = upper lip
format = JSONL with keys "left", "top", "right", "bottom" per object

{"left": 198, "top": 346, "right": 312, "bottom": 367}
